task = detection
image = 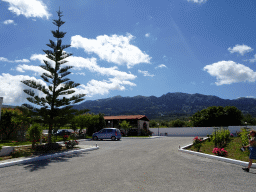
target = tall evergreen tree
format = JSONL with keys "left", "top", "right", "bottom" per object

{"left": 21, "top": 8, "right": 86, "bottom": 143}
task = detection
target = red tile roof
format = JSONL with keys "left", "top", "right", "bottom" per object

{"left": 104, "top": 115, "right": 149, "bottom": 121}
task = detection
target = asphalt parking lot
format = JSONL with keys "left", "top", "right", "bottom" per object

{"left": 0, "top": 137, "right": 255, "bottom": 192}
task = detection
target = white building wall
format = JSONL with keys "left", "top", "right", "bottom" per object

{"left": 138, "top": 120, "right": 149, "bottom": 129}
{"left": 149, "top": 126, "right": 256, "bottom": 137}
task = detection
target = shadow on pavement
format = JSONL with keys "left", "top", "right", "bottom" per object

{"left": 22, "top": 152, "right": 89, "bottom": 172}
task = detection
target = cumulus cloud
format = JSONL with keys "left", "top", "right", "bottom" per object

{"left": 203, "top": 60, "right": 256, "bottom": 85}
{"left": 74, "top": 72, "right": 86, "bottom": 76}
{"left": 138, "top": 70, "right": 154, "bottom": 77}
{"left": 28, "top": 53, "right": 137, "bottom": 97}
{"left": 0, "top": 73, "right": 48, "bottom": 105}
{"left": 187, "top": 0, "right": 207, "bottom": 3}
{"left": 15, "top": 64, "right": 46, "bottom": 75}
{"left": 0, "top": 57, "right": 29, "bottom": 63}
{"left": 228, "top": 44, "right": 253, "bottom": 55}
{"left": 30, "top": 54, "right": 136, "bottom": 81}
{"left": 247, "top": 54, "right": 256, "bottom": 63}
{"left": 3, "top": 19, "right": 15, "bottom": 25}
{"left": 145, "top": 33, "right": 150, "bottom": 37}
{"left": 155, "top": 64, "right": 167, "bottom": 69}
{"left": 71, "top": 34, "right": 151, "bottom": 68}
{"left": 2, "top": 0, "right": 51, "bottom": 19}
{"left": 78, "top": 77, "right": 136, "bottom": 97}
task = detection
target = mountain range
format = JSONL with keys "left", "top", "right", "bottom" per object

{"left": 71, "top": 92, "right": 256, "bottom": 120}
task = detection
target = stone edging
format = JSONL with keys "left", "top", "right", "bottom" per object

{"left": 0, "top": 146, "right": 99, "bottom": 168}
{"left": 121, "top": 136, "right": 161, "bottom": 139}
{"left": 178, "top": 138, "right": 256, "bottom": 168}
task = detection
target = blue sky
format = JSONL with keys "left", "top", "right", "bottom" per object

{"left": 1, "top": 0, "right": 256, "bottom": 106}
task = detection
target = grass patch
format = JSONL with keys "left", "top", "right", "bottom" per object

{"left": 186, "top": 137, "right": 256, "bottom": 163}
{"left": 0, "top": 140, "right": 33, "bottom": 146}
{"left": 0, "top": 144, "right": 78, "bottom": 161}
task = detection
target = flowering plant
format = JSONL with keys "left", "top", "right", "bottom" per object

{"left": 212, "top": 148, "right": 228, "bottom": 157}
{"left": 42, "top": 135, "right": 48, "bottom": 143}
{"left": 65, "top": 140, "right": 79, "bottom": 149}
{"left": 230, "top": 133, "right": 234, "bottom": 137}
{"left": 193, "top": 136, "right": 202, "bottom": 152}
{"left": 63, "top": 135, "right": 69, "bottom": 141}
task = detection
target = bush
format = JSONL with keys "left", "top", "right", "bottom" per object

{"left": 64, "top": 140, "right": 78, "bottom": 149}
{"left": 240, "top": 128, "right": 250, "bottom": 146}
{"left": 41, "top": 135, "right": 48, "bottom": 143}
{"left": 127, "top": 129, "right": 138, "bottom": 136}
{"left": 212, "top": 147, "right": 228, "bottom": 157}
{"left": 211, "top": 128, "right": 230, "bottom": 148}
{"left": 193, "top": 136, "right": 202, "bottom": 152}
{"left": 27, "top": 123, "right": 42, "bottom": 148}
{"left": 35, "top": 143, "right": 62, "bottom": 153}
{"left": 140, "top": 129, "right": 153, "bottom": 136}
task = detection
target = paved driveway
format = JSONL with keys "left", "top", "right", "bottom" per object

{"left": 0, "top": 137, "right": 255, "bottom": 192}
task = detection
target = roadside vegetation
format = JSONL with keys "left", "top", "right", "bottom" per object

{"left": 150, "top": 106, "right": 256, "bottom": 128}
{"left": 186, "top": 127, "right": 256, "bottom": 163}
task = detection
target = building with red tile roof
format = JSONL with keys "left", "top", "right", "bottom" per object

{"left": 104, "top": 115, "right": 150, "bottom": 134}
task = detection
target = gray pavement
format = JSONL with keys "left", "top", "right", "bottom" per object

{"left": 0, "top": 137, "right": 255, "bottom": 192}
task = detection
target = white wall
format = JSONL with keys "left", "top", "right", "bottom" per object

{"left": 149, "top": 126, "right": 256, "bottom": 137}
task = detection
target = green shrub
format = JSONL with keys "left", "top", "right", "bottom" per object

{"left": 35, "top": 143, "right": 62, "bottom": 153}
{"left": 211, "top": 128, "right": 230, "bottom": 148}
{"left": 193, "top": 136, "right": 202, "bottom": 152}
{"left": 27, "top": 123, "right": 42, "bottom": 148}
{"left": 240, "top": 128, "right": 250, "bottom": 146}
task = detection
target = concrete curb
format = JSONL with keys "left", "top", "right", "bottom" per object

{"left": 179, "top": 138, "right": 256, "bottom": 168}
{"left": 121, "top": 136, "right": 161, "bottom": 139}
{"left": 0, "top": 146, "right": 99, "bottom": 168}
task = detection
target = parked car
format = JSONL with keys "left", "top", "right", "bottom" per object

{"left": 92, "top": 128, "right": 121, "bottom": 141}
{"left": 54, "top": 129, "right": 72, "bottom": 136}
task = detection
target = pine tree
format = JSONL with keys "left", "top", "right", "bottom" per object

{"left": 21, "top": 8, "right": 86, "bottom": 143}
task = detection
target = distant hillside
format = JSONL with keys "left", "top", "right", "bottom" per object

{"left": 71, "top": 92, "right": 256, "bottom": 119}
{"left": 1, "top": 105, "right": 17, "bottom": 109}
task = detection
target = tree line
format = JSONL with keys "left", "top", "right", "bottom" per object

{"left": 150, "top": 106, "right": 256, "bottom": 127}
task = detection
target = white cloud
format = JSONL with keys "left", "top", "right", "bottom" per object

{"left": 15, "top": 64, "right": 46, "bottom": 75}
{"left": 138, "top": 70, "right": 154, "bottom": 77}
{"left": 0, "top": 57, "right": 8, "bottom": 62}
{"left": 247, "top": 54, "right": 256, "bottom": 63}
{"left": 78, "top": 77, "right": 136, "bottom": 97}
{"left": 0, "top": 57, "right": 29, "bottom": 63}
{"left": 0, "top": 73, "right": 48, "bottom": 105}
{"left": 145, "top": 33, "right": 150, "bottom": 37}
{"left": 30, "top": 54, "right": 137, "bottom": 81}
{"left": 3, "top": 19, "right": 15, "bottom": 25}
{"left": 71, "top": 34, "right": 151, "bottom": 68}
{"left": 155, "top": 64, "right": 167, "bottom": 69}
{"left": 187, "top": 0, "right": 207, "bottom": 3}
{"left": 228, "top": 44, "right": 253, "bottom": 55}
{"left": 28, "top": 53, "right": 137, "bottom": 97}
{"left": 75, "top": 72, "right": 86, "bottom": 76}
{"left": 203, "top": 60, "right": 256, "bottom": 85}
{"left": 237, "top": 96, "right": 256, "bottom": 99}
{"left": 2, "top": 0, "right": 51, "bottom": 19}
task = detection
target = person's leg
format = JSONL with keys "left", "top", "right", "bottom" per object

{"left": 248, "top": 159, "right": 253, "bottom": 169}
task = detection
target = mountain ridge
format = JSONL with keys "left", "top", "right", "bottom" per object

{"left": 71, "top": 92, "right": 256, "bottom": 119}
